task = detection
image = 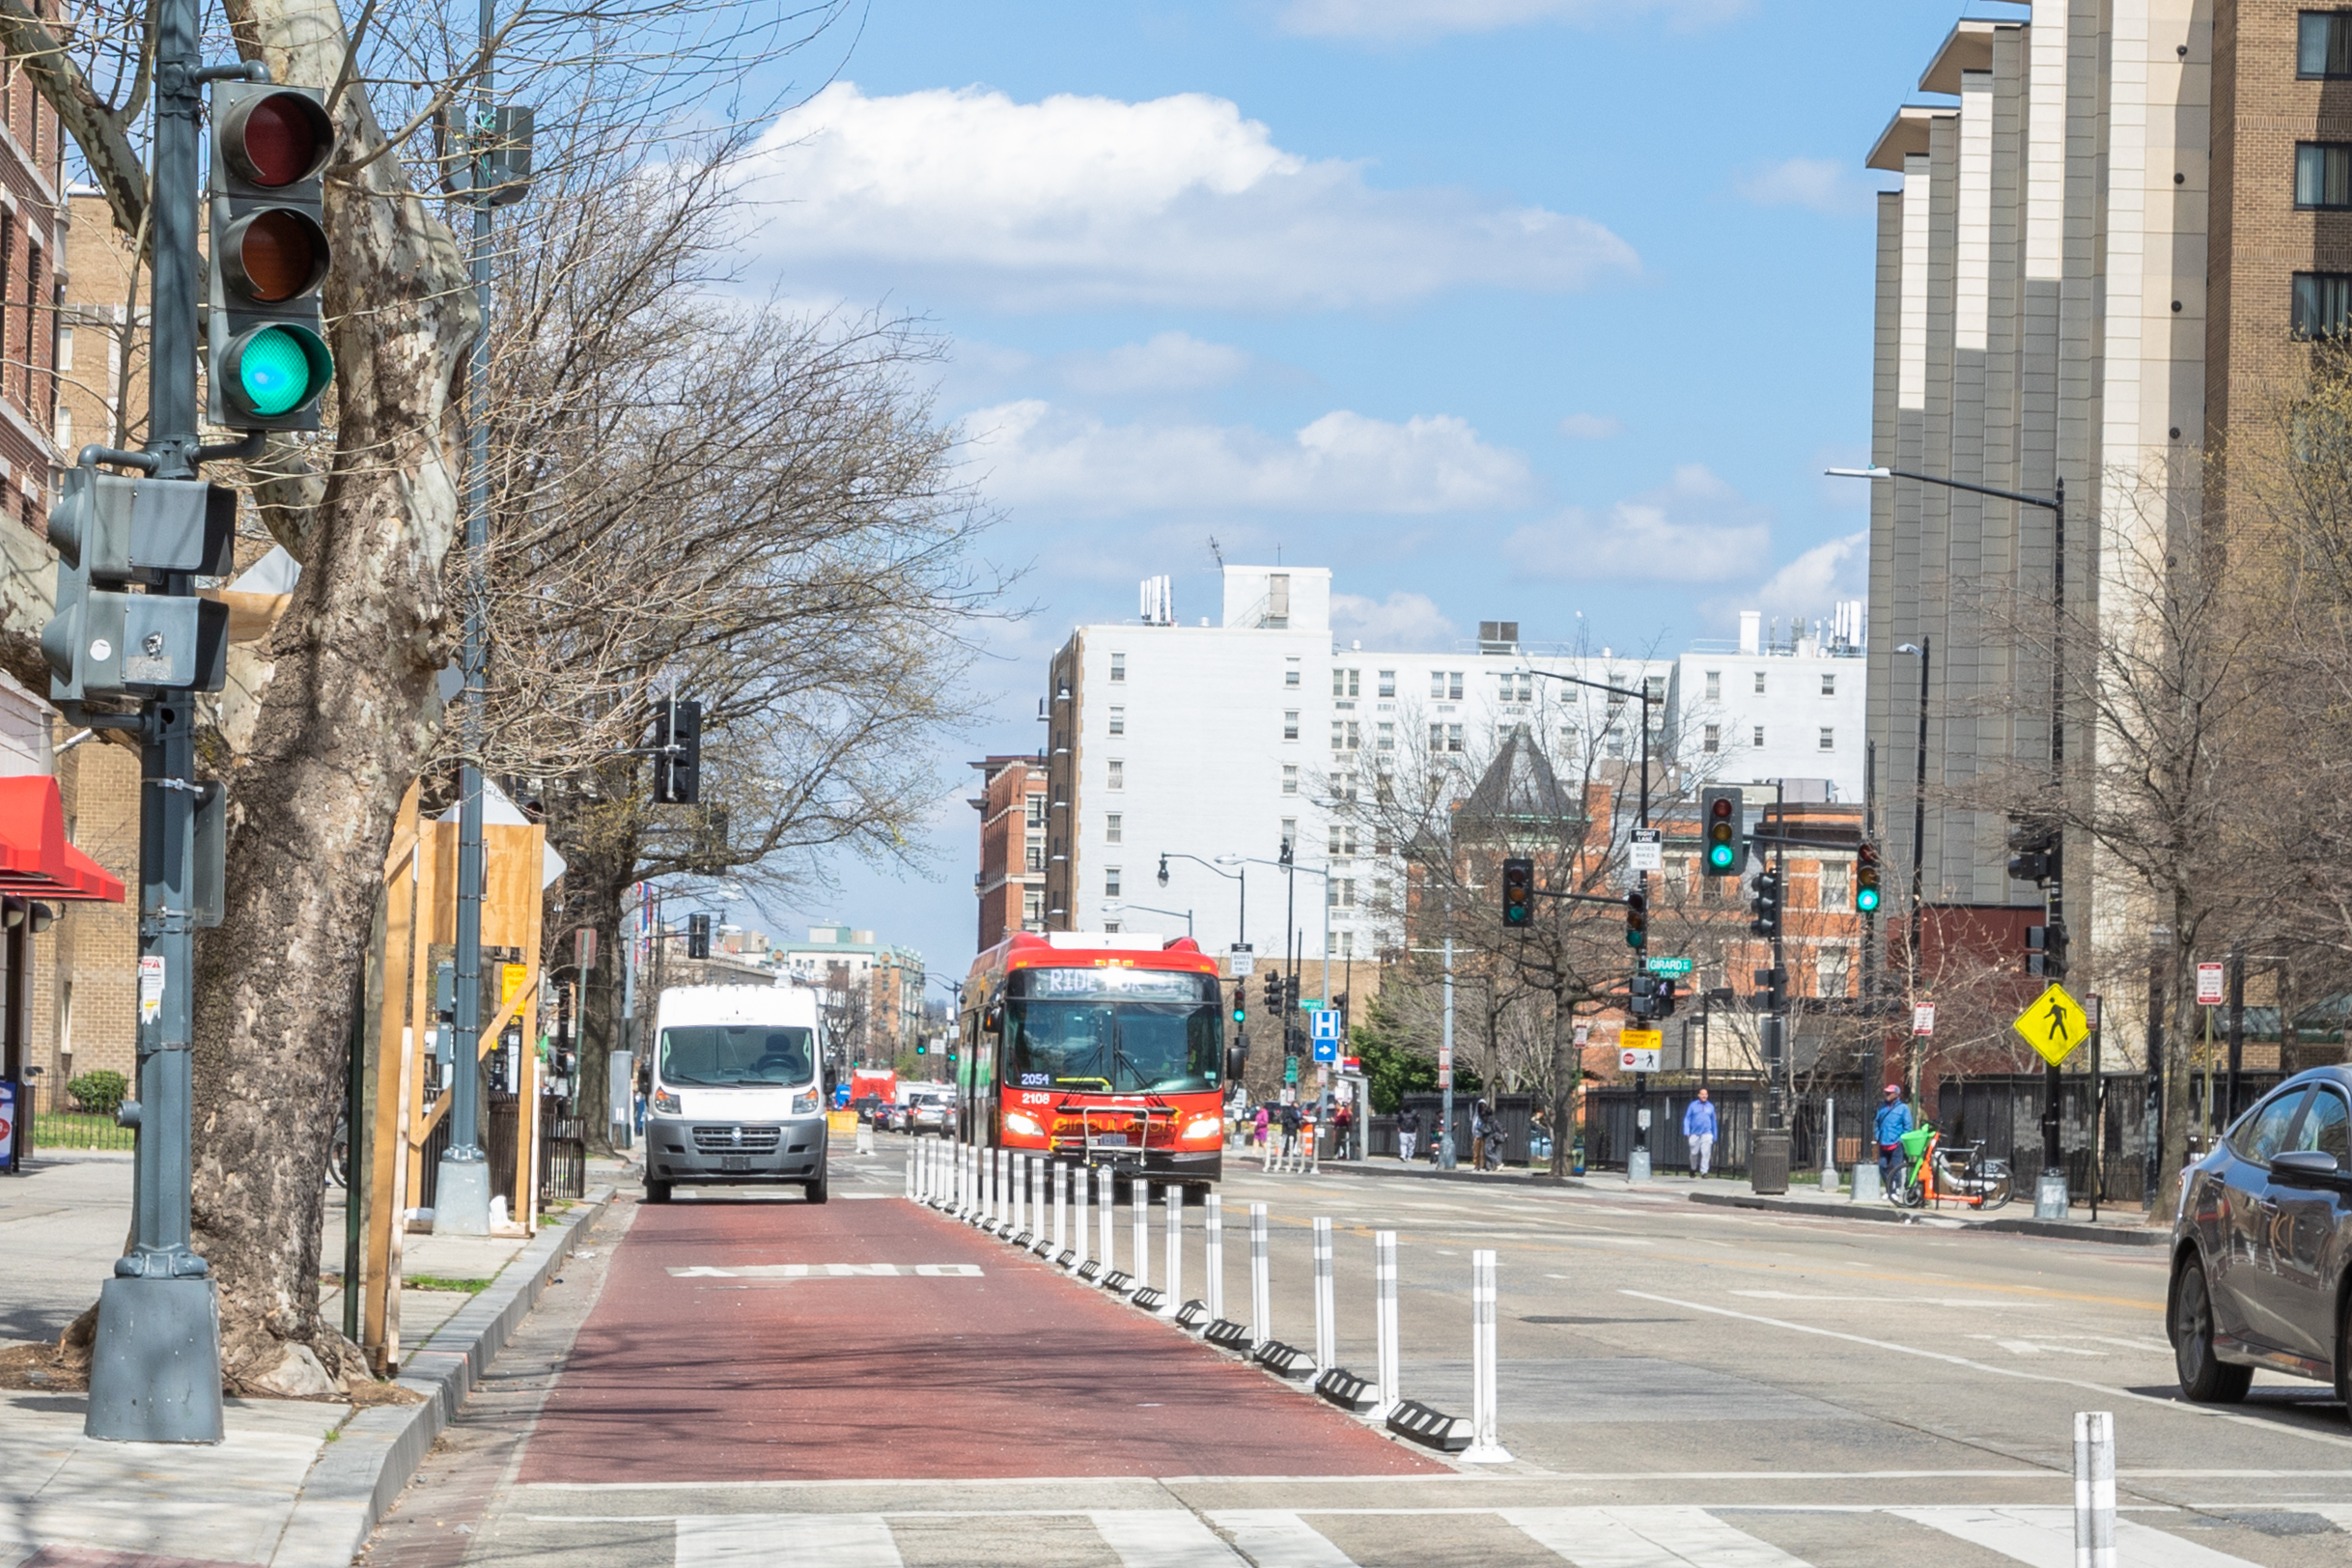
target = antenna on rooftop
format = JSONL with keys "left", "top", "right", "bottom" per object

{"left": 1206, "top": 536, "right": 1224, "bottom": 569}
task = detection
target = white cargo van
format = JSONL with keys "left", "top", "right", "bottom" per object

{"left": 642, "top": 984, "right": 830, "bottom": 1203}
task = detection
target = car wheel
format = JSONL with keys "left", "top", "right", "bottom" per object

{"left": 805, "top": 1174, "right": 829, "bottom": 1204}
{"left": 643, "top": 1179, "right": 671, "bottom": 1205}
{"left": 2171, "top": 1252, "right": 2253, "bottom": 1404}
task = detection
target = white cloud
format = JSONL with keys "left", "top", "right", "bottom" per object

{"left": 1752, "top": 530, "right": 1868, "bottom": 609}
{"left": 1501, "top": 464, "right": 1771, "bottom": 582}
{"left": 1057, "top": 332, "right": 1254, "bottom": 396}
{"left": 964, "top": 401, "right": 1535, "bottom": 515}
{"left": 1330, "top": 590, "right": 1458, "bottom": 650}
{"left": 739, "top": 83, "right": 1637, "bottom": 311}
{"left": 1557, "top": 412, "right": 1623, "bottom": 440}
{"left": 1280, "top": 0, "right": 1749, "bottom": 42}
{"left": 1736, "top": 157, "right": 1875, "bottom": 216}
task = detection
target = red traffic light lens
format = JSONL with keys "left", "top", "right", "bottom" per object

{"left": 226, "top": 91, "right": 334, "bottom": 187}
{"left": 229, "top": 208, "right": 329, "bottom": 302}
{"left": 1710, "top": 797, "right": 1732, "bottom": 819}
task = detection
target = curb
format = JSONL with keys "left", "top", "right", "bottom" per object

{"left": 1687, "top": 1190, "right": 2165, "bottom": 1246}
{"left": 1312, "top": 1161, "right": 1583, "bottom": 1190}
{"left": 268, "top": 1185, "right": 615, "bottom": 1566}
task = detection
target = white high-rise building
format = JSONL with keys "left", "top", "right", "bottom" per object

{"left": 1022, "top": 565, "right": 1864, "bottom": 966}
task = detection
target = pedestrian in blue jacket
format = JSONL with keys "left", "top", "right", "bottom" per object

{"left": 1874, "top": 1084, "right": 1914, "bottom": 1193}
{"left": 1681, "top": 1090, "right": 1719, "bottom": 1176}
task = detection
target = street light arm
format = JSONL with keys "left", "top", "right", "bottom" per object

{"left": 1519, "top": 666, "right": 1652, "bottom": 706}
{"left": 1827, "top": 464, "right": 2058, "bottom": 513}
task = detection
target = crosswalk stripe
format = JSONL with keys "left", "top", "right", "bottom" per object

{"left": 1090, "top": 1509, "right": 1248, "bottom": 1567}
{"left": 674, "top": 1513, "right": 902, "bottom": 1566}
{"left": 1893, "top": 1505, "right": 2265, "bottom": 1567}
{"left": 1207, "top": 1510, "right": 1359, "bottom": 1567}
{"left": 1502, "top": 1507, "right": 1813, "bottom": 1567}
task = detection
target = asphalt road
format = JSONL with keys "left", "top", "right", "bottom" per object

{"left": 360, "top": 1135, "right": 2352, "bottom": 1566}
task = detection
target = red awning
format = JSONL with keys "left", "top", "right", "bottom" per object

{"left": 0, "top": 775, "right": 127, "bottom": 902}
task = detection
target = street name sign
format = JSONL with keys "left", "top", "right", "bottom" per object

{"left": 2013, "top": 982, "right": 2088, "bottom": 1066}
{"left": 1645, "top": 955, "right": 1694, "bottom": 976}
{"left": 1630, "top": 827, "right": 1663, "bottom": 873}
{"left": 2197, "top": 963, "right": 2226, "bottom": 1006}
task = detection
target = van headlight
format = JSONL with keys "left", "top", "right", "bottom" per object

{"left": 1004, "top": 1111, "right": 1043, "bottom": 1137}
{"left": 792, "top": 1090, "right": 819, "bottom": 1116}
{"left": 653, "top": 1090, "right": 681, "bottom": 1115}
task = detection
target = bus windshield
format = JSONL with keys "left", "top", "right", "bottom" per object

{"left": 658, "top": 1024, "right": 816, "bottom": 1087}
{"left": 1003, "top": 966, "right": 1221, "bottom": 1094}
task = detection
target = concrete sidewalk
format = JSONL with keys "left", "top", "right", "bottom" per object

{"left": 0, "top": 1148, "right": 622, "bottom": 1566}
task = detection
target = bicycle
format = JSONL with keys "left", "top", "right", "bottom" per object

{"left": 1886, "top": 1124, "right": 2014, "bottom": 1211}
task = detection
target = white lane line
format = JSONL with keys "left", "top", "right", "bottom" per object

{"left": 1504, "top": 1506, "right": 1813, "bottom": 1566}
{"left": 1893, "top": 1505, "right": 2265, "bottom": 1567}
{"left": 1091, "top": 1509, "right": 1246, "bottom": 1566}
{"left": 1207, "top": 1511, "right": 1359, "bottom": 1566}
{"left": 675, "top": 1513, "right": 901, "bottom": 1566}
{"left": 1619, "top": 1290, "right": 2352, "bottom": 1453}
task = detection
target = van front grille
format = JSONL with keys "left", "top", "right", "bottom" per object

{"left": 691, "top": 1124, "right": 781, "bottom": 1154}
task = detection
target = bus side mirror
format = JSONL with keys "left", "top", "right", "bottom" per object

{"left": 1225, "top": 1044, "right": 1247, "bottom": 1082}
{"left": 982, "top": 1001, "right": 1002, "bottom": 1034}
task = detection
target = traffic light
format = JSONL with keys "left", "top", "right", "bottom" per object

{"left": 1231, "top": 986, "right": 1248, "bottom": 1025}
{"left": 1283, "top": 973, "right": 1301, "bottom": 1011}
{"left": 208, "top": 83, "right": 335, "bottom": 430}
{"left": 2027, "top": 922, "right": 2069, "bottom": 978}
{"left": 1624, "top": 891, "right": 1648, "bottom": 949}
{"left": 1501, "top": 857, "right": 1533, "bottom": 927}
{"left": 1263, "top": 971, "right": 1281, "bottom": 1015}
{"left": 1655, "top": 977, "right": 1679, "bottom": 1018}
{"left": 42, "top": 467, "right": 236, "bottom": 701}
{"left": 686, "top": 912, "right": 712, "bottom": 960}
{"left": 1855, "top": 841, "right": 1882, "bottom": 912}
{"left": 2006, "top": 816, "right": 2060, "bottom": 885}
{"left": 1749, "top": 869, "right": 1783, "bottom": 940}
{"left": 915, "top": 1038, "right": 927, "bottom": 1054}
{"left": 1700, "top": 787, "right": 1745, "bottom": 876}
{"left": 653, "top": 697, "right": 702, "bottom": 804}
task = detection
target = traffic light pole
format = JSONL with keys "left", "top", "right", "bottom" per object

{"left": 83, "top": 0, "right": 230, "bottom": 1442}
{"left": 438, "top": 0, "right": 500, "bottom": 1237}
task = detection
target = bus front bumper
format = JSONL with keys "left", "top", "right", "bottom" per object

{"left": 645, "top": 1114, "right": 829, "bottom": 1184}
{"left": 1050, "top": 1144, "right": 1222, "bottom": 1183}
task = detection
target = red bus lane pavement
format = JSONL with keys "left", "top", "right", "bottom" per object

{"left": 518, "top": 1190, "right": 1442, "bottom": 1484}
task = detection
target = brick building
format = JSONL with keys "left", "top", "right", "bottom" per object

{"left": 968, "top": 753, "right": 1047, "bottom": 952}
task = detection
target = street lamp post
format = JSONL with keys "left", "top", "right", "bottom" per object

{"left": 1895, "top": 638, "right": 1930, "bottom": 1104}
{"left": 1101, "top": 901, "right": 1192, "bottom": 937}
{"left": 1226, "top": 854, "right": 1336, "bottom": 1122}
{"left": 1158, "top": 852, "right": 1245, "bottom": 951}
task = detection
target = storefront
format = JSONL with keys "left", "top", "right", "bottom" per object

{"left": 0, "top": 773, "right": 126, "bottom": 1171}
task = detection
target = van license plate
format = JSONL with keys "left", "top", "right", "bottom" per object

{"left": 720, "top": 1155, "right": 752, "bottom": 1172}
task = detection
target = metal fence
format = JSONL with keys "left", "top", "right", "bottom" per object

{"left": 16, "top": 1074, "right": 136, "bottom": 1153}
{"left": 540, "top": 1097, "right": 586, "bottom": 1201}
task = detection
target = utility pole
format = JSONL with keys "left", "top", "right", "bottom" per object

{"left": 439, "top": 0, "right": 501, "bottom": 1236}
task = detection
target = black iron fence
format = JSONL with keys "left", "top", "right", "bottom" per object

{"left": 14, "top": 1074, "right": 136, "bottom": 1153}
{"left": 540, "top": 1097, "right": 585, "bottom": 1201}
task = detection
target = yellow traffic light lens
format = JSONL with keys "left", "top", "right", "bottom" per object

{"left": 230, "top": 209, "right": 329, "bottom": 302}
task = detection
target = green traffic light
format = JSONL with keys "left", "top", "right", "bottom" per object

{"left": 1708, "top": 843, "right": 1735, "bottom": 869}
{"left": 239, "top": 326, "right": 316, "bottom": 414}
{"left": 1856, "top": 886, "right": 1881, "bottom": 912}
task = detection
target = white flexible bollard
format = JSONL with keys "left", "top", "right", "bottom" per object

{"left": 1312, "top": 1217, "right": 1335, "bottom": 1376}
{"left": 1205, "top": 1193, "right": 1224, "bottom": 1321}
{"left": 1098, "top": 1166, "right": 1115, "bottom": 1281}
{"left": 1249, "top": 1202, "right": 1272, "bottom": 1352}
{"left": 1371, "top": 1229, "right": 1399, "bottom": 1420}
{"left": 1134, "top": 1182, "right": 1152, "bottom": 1295}
{"left": 1053, "top": 1162, "right": 1069, "bottom": 1255}
{"left": 904, "top": 1147, "right": 915, "bottom": 1200}
{"left": 1162, "top": 1185, "right": 1183, "bottom": 1315}
{"left": 1030, "top": 1157, "right": 1046, "bottom": 1247}
{"left": 998, "top": 1150, "right": 1012, "bottom": 1228}
{"left": 966, "top": 1146, "right": 979, "bottom": 1218}
{"left": 962, "top": 1146, "right": 974, "bottom": 1216}
{"left": 1462, "top": 1248, "right": 1512, "bottom": 1463}
{"left": 983, "top": 1147, "right": 995, "bottom": 1226}
{"left": 1071, "top": 1162, "right": 1090, "bottom": 1272}
{"left": 2075, "top": 1411, "right": 2115, "bottom": 1568}
{"left": 915, "top": 1140, "right": 927, "bottom": 1201}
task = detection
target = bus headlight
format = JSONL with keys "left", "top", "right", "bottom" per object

{"left": 1004, "top": 1111, "right": 1044, "bottom": 1137}
{"left": 653, "top": 1090, "right": 681, "bottom": 1115}
{"left": 1183, "top": 1116, "right": 1223, "bottom": 1141}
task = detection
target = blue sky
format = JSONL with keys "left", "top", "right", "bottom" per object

{"left": 737, "top": 0, "right": 1988, "bottom": 976}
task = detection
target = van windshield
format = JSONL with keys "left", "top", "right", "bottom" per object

{"left": 658, "top": 1024, "right": 815, "bottom": 1087}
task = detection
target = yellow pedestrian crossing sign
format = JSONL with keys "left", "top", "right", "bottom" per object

{"left": 2013, "top": 982, "right": 2088, "bottom": 1066}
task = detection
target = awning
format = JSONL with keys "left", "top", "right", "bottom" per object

{"left": 0, "top": 774, "right": 128, "bottom": 902}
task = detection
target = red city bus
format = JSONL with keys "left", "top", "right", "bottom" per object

{"left": 958, "top": 932, "right": 1234, "bottom": 1190}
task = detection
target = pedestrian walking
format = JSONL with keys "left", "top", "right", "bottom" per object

{"left": 1875, "top": 1083, "right": 1914, "bottom": 1195}
{"left": 1333, "top": 1102, "right": 1354, "bottom": 1162}
{"left": 1470, "top": 1101, "right": 1492, "bottom": 1170}
{"left": 1254, "top": 1103, "right": 1273, "bottom": 1169}
{"left": 1682, "top": 1088, "right": 1718, "bottom": 1177}
{"left": 1279, "top": 1101, "right": 1302, "bottom": 1167}
{"left": 1398, "top": 1106, "right": 1419, "bottom": 1163}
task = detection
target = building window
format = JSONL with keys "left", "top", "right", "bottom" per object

{"left": 1329, "top": 879, "right": 1357, "bottom": 910}
{"left": 1752, "top": 726, "right": 1766, "bottom": 747}
{"left": 1107, "top": 705, "right": 1125, "bottom": 737}
{"left": 1331, "top": 720, "right": 1345, "bottom": 752}
{"left": 1818, "top": 726, "right": 1835, "bottom": 751}
{"left": 1330, "top": 825, "right": 1358, "bottom": 856}
{"left": 2302, "top": 144, "right": 2352, "bottom": 209}
{"left": 1105, "top": 867, "right": 1122, "bottom": 897}
{"left": 1107, "top": 760, "right": 1124, "bottom": 790}
{"left": 1284, "top": 710, "right": 1300, "bottom": 741}
{"left": 1109, "top": 652, "right": 1126, "bottom": 683}
{"left": 1283, "top": 764, "right": 1300, "bottom": 795}
{"left": 1704, "top": 670, "right": 1721, "bottom": 701}
{"left": 1377, "top": 721, "right": 1394, "bottom": 751}
{"left": 1374, "top": 826, "right": 1393, "bottom": 854}
{"left": 1105, "top": 813, "right": 1122, "bottom": 845}
{"left": 1820, "top": 673, "right": 1836, "bottom": 696}
{"left": 2302, "top": 11, "right": 2352, "bottom": 75}
{"left": 56, "top": 324, "right": 71, "bottom": 372}
{"left": 1449, "top": 671, "right": 1465, "bottom": 700}
{"left": 1103, "top": 921, "right": 1120, "bottom": 934}
{"left": 1026, "top": 794, "right": 1046, "bottom": 828}
{"left": 1378, "top": 669, "right": 1395, "bottom": 697}
{"left": 1023, "top": 890, "right": 1044, "bottom": 927}
{"left": 52, "top": 405, "right": 69, "bottom": 448}
{"left": 1286, "top": 658, "right": 1302, "bottom": 687}
{"left": 1821, "top": 863, "right": 1850, "bottom": 909}
{"left": 1447, "top": 723, "right": 1464, "bottom": 753}
{"left": 1702, "top": 723, "right": 1720, "bottom": 753}
{"left": 1337, "top": 931, "right": 1355, "bottom": 960}
{"left": 1332, "top": 667, "right": 1359, "bottom": 697}
{"left": 1817, "top": 947, "right": 1851, "bottom": 999}
{"left": 1280, "top": 818, "right": 1297, "bottom": 854}
{"left": 1753, "top": 671, "right": 1767, "bottom": 695}
{"left": 2294, "top": 272, "right": 2352, "bottom": 339}
{"left": 1025, "top": 839, "right": 1044, "bottom": 872}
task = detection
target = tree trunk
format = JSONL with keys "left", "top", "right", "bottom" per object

{"left": 187, "top": 6, "right": 474, "bottom": 1394}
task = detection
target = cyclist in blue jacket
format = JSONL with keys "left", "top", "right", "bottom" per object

{"left": 1874, "top": 1084, "right": 1914, "bottom": 1192}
